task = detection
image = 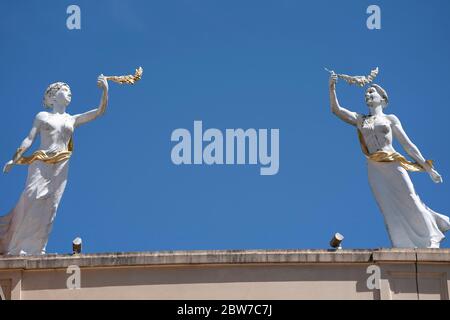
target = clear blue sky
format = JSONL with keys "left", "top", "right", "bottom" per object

{"left": 1, "top": 0, "right": 450, "bottom": 254}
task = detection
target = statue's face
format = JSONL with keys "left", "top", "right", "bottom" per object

{"left": 365, "top": 86, "right": 383, "bottom": 107}
{"left": 54, "top": 85, "right": 72, "bottom": 108}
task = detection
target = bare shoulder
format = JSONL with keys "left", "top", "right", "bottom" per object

{"left": 385, "top": 114, "right": 401, "bottom": 125}
{"left": 35, "top": 111, "right": 49, "bottom": 122}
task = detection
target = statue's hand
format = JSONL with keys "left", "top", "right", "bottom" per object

{"left": 3, "top": 160, "right": 14, "bottom": 174}
{"left": 97, "top": 74, "right": 109, "bottom": 91}
{"left": 429, "top": 168, "right": 443, "bottom": 184}
{"left": 329, "top": 72, "right": 338, "bottom": 89}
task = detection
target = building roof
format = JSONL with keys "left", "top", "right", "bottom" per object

{"left": 1, "top": 248, "right": 450, "bottom": 270}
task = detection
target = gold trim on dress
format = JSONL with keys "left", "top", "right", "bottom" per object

{"left": 15, "top": 136, "right": 73, "bottom": 165}
{"left": 357, "top": 129, "right": 433, "bottom": 172}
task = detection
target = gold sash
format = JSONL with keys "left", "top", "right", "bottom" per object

{"left": 16, "top": 136, "right": 73, "bottom": 165}
{"left": 357, "top": 129, "right": 432, "bottom": 172}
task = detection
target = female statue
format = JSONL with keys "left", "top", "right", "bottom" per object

{"left": 0, "top": 75, "right": 109, "bottom": 255}
{"left": 329, "top": 72, "right": 450, "bottom": 248}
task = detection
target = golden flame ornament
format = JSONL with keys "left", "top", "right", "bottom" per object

{"left": 105, "top": 66, "right": 143, "bottom": 85}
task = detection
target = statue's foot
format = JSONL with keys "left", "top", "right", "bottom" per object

{"left": 429, "top": 241, "right": 440, "bottom": 249}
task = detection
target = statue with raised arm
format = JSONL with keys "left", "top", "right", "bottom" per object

{"left": 0, "top": 67, "right": 143, "bottom": 256}
{"left": 328, "top": 70, "right": 450, "bottom": 248}
{"left": 0, "top": 75, "right": 110, "bottom": 256}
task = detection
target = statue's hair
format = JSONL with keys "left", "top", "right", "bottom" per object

{"left": 370, "top": 84, "right": 389, "bottom": 107}
{"left": 43, "top": 82, "right": 70, "bottom": 108}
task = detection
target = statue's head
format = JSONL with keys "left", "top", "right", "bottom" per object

{"left": 365, "top": 84, "right": 388, "bottom": 108}
{"left": 43, "top": 82, "right": 71, "bottom": 109}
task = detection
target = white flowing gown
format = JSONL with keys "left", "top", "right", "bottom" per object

{"left": 357, "top": 115, "right": 450, "bottom": 248}
{"left": 0, "top": 113, "right": 73, "bottom": 255}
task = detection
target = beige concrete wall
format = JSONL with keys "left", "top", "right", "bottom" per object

{"left": 0, "top": 249, "right": 449, "bottom": 300}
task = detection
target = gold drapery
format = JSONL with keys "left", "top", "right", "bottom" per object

{"left": 15, "top": 136, "right": 73, "bottom": 165}
{"left": 357, "top": 129, "right": 432, "bottom": 172}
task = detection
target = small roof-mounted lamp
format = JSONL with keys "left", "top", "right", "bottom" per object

{"left": 72, "top": 237, "right": 82, "bottom": 255}
{"left": 329, "top": 233, "right": 344, "bottom": 250}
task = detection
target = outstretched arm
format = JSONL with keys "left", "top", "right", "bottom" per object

{"left": 3, "top": 113, "right": 42, "bottom": 173}
{"left": 329, "top": 72, "right": 360, "bottom": 126}
{"left": 389, "top": 114, "right": 443, "bottom": 183}
{"left": 73, "top": 75, "right": 109, "bottom": 127}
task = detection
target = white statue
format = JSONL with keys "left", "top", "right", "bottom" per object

{"left": 0, "top": 76, "right": 109, "bottom": 255}
{"left": 0, "top": 67, "right": 142, "bottom": 256}
{"left": 329, "top": 70, "right": 450, "bottom": 248}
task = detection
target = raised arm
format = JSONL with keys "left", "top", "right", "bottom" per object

{"left": 389, "top": 114, "right": 443, "bottom": 183}
{"left": 73, "top": 74, "right": 109, "bottom": 128}
{"left": 3, "top": 112, "right": 42, "bottom": 173}
{"left": 329, "top": 72, "right": 360, "bottom": 126}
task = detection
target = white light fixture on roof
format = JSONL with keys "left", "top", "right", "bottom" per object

{"left": 72, "top": 237, "right": 82, "bottom": 254}
{"left": 330, "top": 233, "right": 344, "bottom": 250}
